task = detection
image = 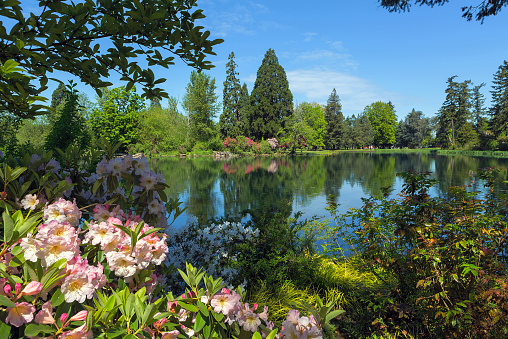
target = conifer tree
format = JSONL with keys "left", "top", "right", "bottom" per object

{"left": 45, "top": 84, "right": 89, "bottom": 153}
{"left": 248, "top": 49, "right": 293, "bottom": 140}
{"left": 238, "top": 83, "right": 250, "bottom": 135}
{"left": 436, "top": 76, "right": 477, "bottom": 148}
{"left": 324, "top": 88, "right": 344, "bottom": 150}
{"left": 490, "top": 61, "right": 508, "bottom": 137}
{"left": 220, "top": 52, "right": 242, "bottom": 137}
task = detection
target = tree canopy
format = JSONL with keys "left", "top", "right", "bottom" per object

{"left": 248, "top": 49, "right": 293, "bottom": 140}
{"left": 379, "top": 0, "right": 507, "bottom": 21}
{"left": 363, "top": 101, "right": 397, "bottom": 147}
{"left": 0, "top": 0, "right": 223, "bottom": 119}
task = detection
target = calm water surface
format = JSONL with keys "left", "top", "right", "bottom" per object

{"left": 150, "top": 153, "right": 508, "bottom": 228}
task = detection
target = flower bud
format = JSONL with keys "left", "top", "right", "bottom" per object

{"left": 69, "top": 310, "right": 88, "bottom": 322}
{"left": 4, "top": 284, "right": 12, "bottom": 296}
{"left": 19, "top": 281, "right": 42, "bottom": 297}
{"left": 60, "top": 313, "right": 68, "bottom": 324}
{"left": 15, "top": 283, "right": 21, "bottom": 296}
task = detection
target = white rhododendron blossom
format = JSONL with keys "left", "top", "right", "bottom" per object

{"left": 20, "top": 194, "right": 39, "bottom": 210}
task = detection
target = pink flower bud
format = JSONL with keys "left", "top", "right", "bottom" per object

{"left": 4, "top": 284, "right": 12, "bottom": 296}
{"left": 253, "top": 303, "right": 258, "bottom": 311}
{"left": 60, "top": 313, "right": 68, "bottom": 324}
{"left": 15, "top": 283, "right": 21, "bottom": 296}
{"left": 69, "top": 310, "right": 88, "bottom": 322}
{"left": 19, "top": 281, "right": 42, "bottom": 297}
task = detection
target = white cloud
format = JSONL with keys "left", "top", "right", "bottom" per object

{"left": 284, "top": 68, "right": 399, "bottom": 114}
{"left": 303, "top": 32, "right": 318, "bottom": 42}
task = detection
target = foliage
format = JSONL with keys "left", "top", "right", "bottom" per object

{"left": 16, "top": 119, "right": 50, "bottom": 150}
{"left": 137, "top": 98, "right": 190, "bottom": 154}
{"left": 44, "top": 84, "right": 89, "bottom": 154}
{"left": 248, "top": 49, "right": 293, "bottom": 140}
{"left": 326, "top": 168, "right": 508, "bottom": 338}
{"left": 183, "top": 71, "right": 220, "bottom": 144}
{"left": 324, "top": 89, "right": 345, "bottom": 150}
{"left": 89, "top": 86, "right": 145, "bottom": 152}
{"left": 0, "top": 111, "right": 21, "bottom": 157}
{"left": 363, "top": 101, "right": 397, "bottom": 147}
{"left": 435, "top": 76, "right": 479, "bottom": 149}
{"left": 395, "top": 109, "right": 431, "bottom": 148}
{"left": 283, "top": 102, "right": 327, "bottom": 151}
{"left": 0, "top": 0, "right": 223, "bottom": 119}
{"left": 379, "top": 0, "right": 508, "bottom": 22}
{"left": 490, "top": 60, "right": 508, "bottom": 138}
{"left": 220, "top": 52, "right": 246, "bottom": 138}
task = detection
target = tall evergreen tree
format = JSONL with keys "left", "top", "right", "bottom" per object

{"left": 238, "top": 83, "right": 250, "bottom": 135}
{"left": 248, "top": 49, "right": 293, "bottom": 140}
{"left": 182, "top": 71, "right": 220, "bottom": 143}
{"left": 490, "top": 60, "right": 508, "bottom": 137}
{"left": 472, "top": 83, "right": 487, "bottom": 132}
{"left": 220, "top": 52, "right": 242, "bottom": 138}
{"left": 395, "top": 109, "right": 430, "bottom": 148}
{"left": 324, "top": 88, "right": 344, "bottom": 150}
{"left": 436, "top": 76, "right": 477, "bottom": 148}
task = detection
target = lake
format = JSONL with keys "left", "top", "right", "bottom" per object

{"left": 150, "top": 152, "right": 508, "bottom": 229}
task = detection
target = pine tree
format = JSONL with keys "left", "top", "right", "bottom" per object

{"left": 220, "top": 52, "right": 242, "bottom": 138}
{"left": 248, "top": 49, "right": 293, "bottom": 140}
{"left": 45, "top": 84, "right": 89, "bottom": 153}
{"left": 490, "top": 60, "right": 508, "bottom": 137}
{"left": 436, "top": 76, "right": 477, "bottom": 148}
{"left": 324, "top": 89, "right": 344, "bottom": 150}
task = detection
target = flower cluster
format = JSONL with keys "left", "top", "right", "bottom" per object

{"left": 84, "top": 204, "right": 168, "bottom": 281}
{"left": 165, "top": 221, "right": 259, "bottom": 290}
{"left": 280, "top": 310, "right": 322, "bottom": 338}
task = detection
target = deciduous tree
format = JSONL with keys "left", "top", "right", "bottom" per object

{"left": 0, "top": 0, "right": 223, "bottom": 119}
{"left": 182, "top": 71, "right": 220, "bottom": 143}
{"left": 379, "top": 0, "right": 507, "bottom": 22}
{"left": 363, "top": 101, "right": 397, "bottom": 147}
{"left": 89, "top": 86, "right": 145, "bottom": 150}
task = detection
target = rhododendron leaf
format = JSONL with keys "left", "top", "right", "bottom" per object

{"left": 2, "top": 210, "right": 14, "bottom": 243}
{"left": 125, "top": 293, "right": 135, "bottom": 318}
{"left": 201, "top": 322, "right": 212, "bottom": 339}
{"left": 179, "top": 302, "right": 199, "bottom": 313}
{"left": 134, "top": 221, "right": 145, "bottom": 238}
{"left": 264, "top": 329, "right": 278, "bottom": 339}
{"left": 213, "top": 310, "right": 224, "bottom": 322}
{"left": 92, "top": 178, "right": 104, "bottom": 194}
{"left": 24, "top": 324, "right": 54, "bottom": 337}
{"left": 177, "top": 268, "right": 192, "bottom": 287}
{"left": 0, "top": 294, "right": 16, "bottom": 308}
{"left": 138, "top": 228, "right": 164, "bottom": 241}
{"left": 197, "top": 300, "right": 209, "bottom": 317}
{"left": 8, "top": 167, "right": 27, "bottom": 182}
{"left": 8, "top": 252, "right": 24, "bottom": 267}
{"left": 251, "top": 333, "right": 263, "bottom": 339}
{"left": 105, "top": 295, "right": 117, "bottom": 312}
{"left": 15, "top": 211, "right": 43, "bottom": 242}
{"left": 133, "top": 295, "right": 144, "bottom": 324}
{"left": 194, "top": 312, "right": 207, "bottom": 333}
{"left": 325, "top": 309, "right": 345, "bottom": 323}
{"left": 50, "top": 289, "right": 65, "bottom": 307}
{"left": 106, "top": 327, "right": 127, "bottom": 338}
{"left": 113, "top": 223, "right": 132, "bottom": 237}
{"left": 22, "top": 260, "right": 37, "bottom": 282}
{"left": 0, "top": 322, "right": 11, "bottom": 339}
{"left": 141, "top": 303, "right": 156, "bottom": 325}
{"left": 123, "top": 334, "right": 137, "bottom": 339}
{"left": 0, "top": 267, "right": 17, "bottom": 286}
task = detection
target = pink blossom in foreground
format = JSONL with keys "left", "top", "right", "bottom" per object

{"left": 60, "top": 324, "right": 93, "bottom": 339}
{"left": 6, "top": 302, "right": 36, "bottom": 327}
{"left": 18, "top": 281, "right": 42, "bottom": 298}
{"left": 210, "top": 291, "right": 241, "bottom": 315}
{"left": 61, "top": 272, "right": 95, "bottom": 303}
{"left": 35, "top": 301, "right": 55, "bottom": 324}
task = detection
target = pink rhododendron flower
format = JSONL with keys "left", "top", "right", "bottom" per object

{"left": 37, "top": 237, "right": 79, "bottom": 267}
{"left": 60, "top": 324, "right": 92, "bottom": 339}
{"left": 238, "top": 310, "right": 261, "bottom": 332}
{"left": 161, "top": 330, "right": 180, "bottom": 339}
{"left": 107, "top": 252, "right": 137, "bottom": 278}
{"left": 35, "top": 301, "right": 55, "bottom": 324}
{"left": 6, "top": 302, "right": 36, "bottom": 327}
{"left": 21, "top": 194, "right": 39, "bottom": 210}
{"left": 210, "top": 291, "right": 241, "bottom": 315}
{"left": 61, "top": 272, "right": 95, "bottom": 303}
{"left": 20, "top": 233, "right": 39, "bottom": 262}
{"left": 139, "top": 173, "right": 158, "bottom": 191}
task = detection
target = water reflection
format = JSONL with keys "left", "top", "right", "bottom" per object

{"left": 150, "top": 153, "right": 508, "bottom": 228}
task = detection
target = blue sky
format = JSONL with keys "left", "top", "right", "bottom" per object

{"left": 36, "top": 0, "right": 508, "bottom": 120}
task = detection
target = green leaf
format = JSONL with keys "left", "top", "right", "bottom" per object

{"left": 51, "top": 288, "right": 65, "bottom": 307}
{"left": 197, "top": 300, "right": 209, "bottom": 317}
{"left": 0, "top": 294, "right": 16, "bottom": 308}
{"left": 264, "top": 329, "right": 278, "bottom": 339}
{"left": 24, "top": 323, "right": 54, "bottom": 337}
{"left": 194, "top": 312, "right": 207, "bottom": 333}
{"left": 325, "top": 309, "right": 345, "bottom": 323}
{"left": 0, "top": 322, "right": 11, "bottom": 339}
{"left": 3, "top": 210, "right": 14, "bottom": 243}
{"left": 179, "top": 302, "right": 199, "bottom": 313}
{"left": 252, "top": 333, "right": 263, "bottom": 339}
{"left": 106, "top": 327, "right": 127, "bottom": 338}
